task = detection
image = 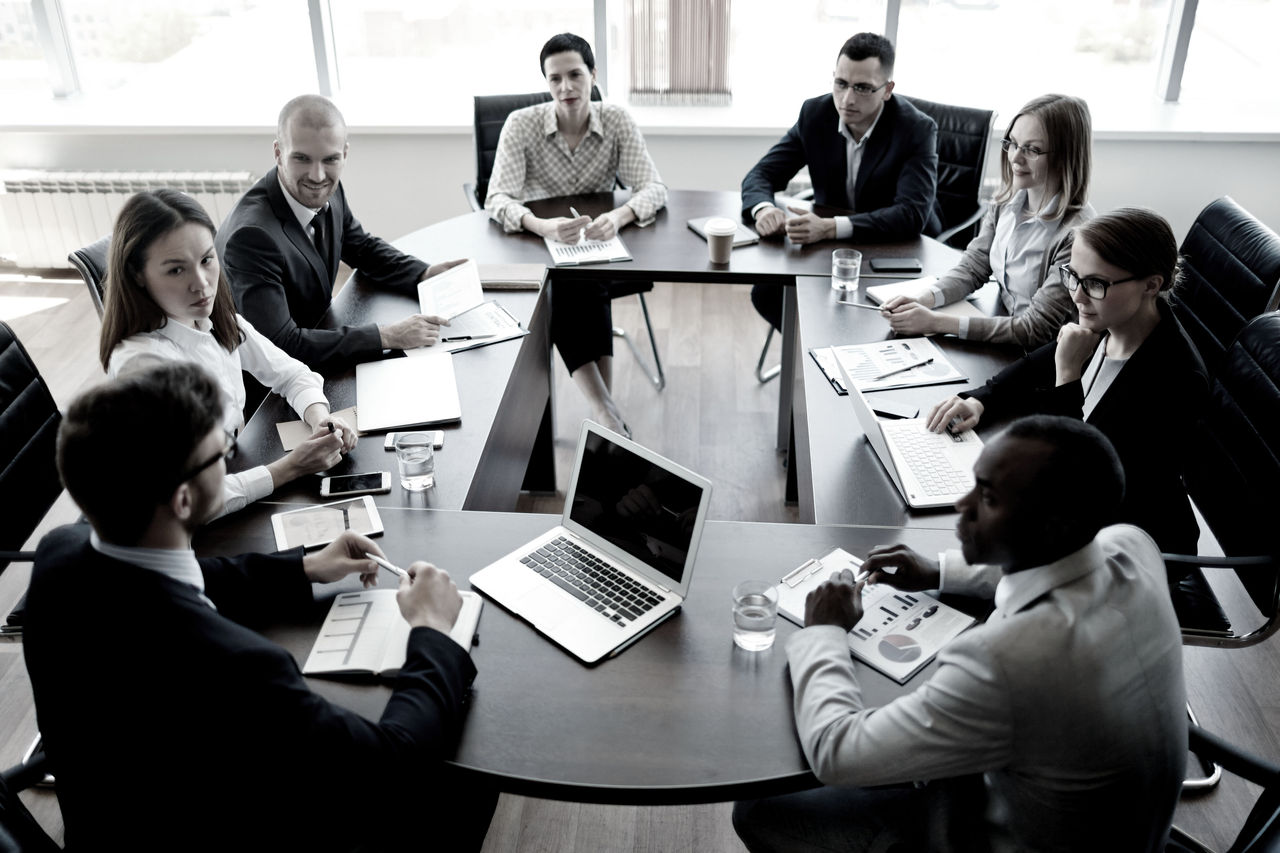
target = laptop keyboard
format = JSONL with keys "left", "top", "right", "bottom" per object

{"left": 883, "top": 422, "right": 973, "bottom": 497}
{"left": 520, "top": 536, "right": 663, "bottom": 626}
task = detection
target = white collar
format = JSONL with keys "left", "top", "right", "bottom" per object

{"left": 837, "top": 102, "right": 884, "bottom": 147}
{"left": 90, "top": 528, "right": 214, "bottom": 610}
{"left": 992, "top": 538, "right": 1104, "bottom": 618}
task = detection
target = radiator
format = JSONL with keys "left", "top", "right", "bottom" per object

{"left": 0, "top": 170, "right": 256, "bottom": 269}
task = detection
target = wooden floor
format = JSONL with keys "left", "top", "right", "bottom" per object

{"left": 0, "top": 274, "right": 1275, "bottom": 851}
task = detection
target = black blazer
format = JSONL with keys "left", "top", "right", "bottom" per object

{"left": 217, "top": 168, "right": 430, "bottom": 372}
{"left": 23, "top": 525, "right": 475, "bottom": 851}
{"left": 740, "top": 94, "right": 942, "bottom": 241}
{"left": 966, "top": 299, "right": 1210, "bottom": 555}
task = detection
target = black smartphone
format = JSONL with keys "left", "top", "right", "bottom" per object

{"left": 869, "top": 257, "right": 923, "bottom": 274}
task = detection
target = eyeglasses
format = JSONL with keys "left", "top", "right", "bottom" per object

{"left": 176, "top": 428, "right": 238, "bottom": 487}
{"left": 833, "top": 79, "right": 889, "bottom": 99}
{"left": 1058, "top": 264, "right": 1142, "bottom": 299}
{"left": 1000, "top": 139, "right": 1049, "bottom": 160}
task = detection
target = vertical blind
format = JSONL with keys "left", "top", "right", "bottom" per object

{"left": 628, "top": 0, "right": 731, "bottom": 105}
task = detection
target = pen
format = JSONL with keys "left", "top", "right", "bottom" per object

{"left": 442, "top": 334, "right": 497, "bottom": 342}
{"left": 365, "top": 552, "right": 408, "bottom": 579}
{"left": 874, "top": 357, "right": 934, "bottom": 381}
{"left": 569, "top": 206, "right": 582, "bottom": 219}
{"left": 836, "top": 301, "right": 882, "bottom": 310}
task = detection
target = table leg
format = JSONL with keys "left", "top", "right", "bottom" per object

{"left": 775, "top": 281, "right": 798, "bottom": 452}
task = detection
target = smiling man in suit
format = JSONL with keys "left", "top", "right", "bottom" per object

{"left": 217, "top": 94, "right": 463, "bottom": 372}
{"left": 742, "top": 33, "right": 941, "bottom": 330}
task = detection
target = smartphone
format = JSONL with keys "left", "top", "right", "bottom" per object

{"left": 319, "top": 471, "right": 391, "bottom": 498}
{"left": 384, "top": 430, "right": 445, "bottom": 451}
{"left": 869, "top": 257, "right": 923, "bottom": 274}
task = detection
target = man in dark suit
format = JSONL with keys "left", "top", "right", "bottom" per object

{"left": 23, "top": 362, "right": 494, "bottom": 851}
{"left": 742, "top": 33, "right": 941, "bottom": 329}
{"left": 217, "top": 94, "right": 463, "bottom": 372}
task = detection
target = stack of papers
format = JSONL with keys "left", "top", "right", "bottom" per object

{"left": 415, "top": 259, "right": 527, "bottom": 354}
{"left": 810, "top": 338, "right": 965, "bottom": 394}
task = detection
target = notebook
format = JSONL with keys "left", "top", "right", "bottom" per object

{"left": 836, "top": 359, "right": 983, "bottom": 509}
{"left": 469, "top": 421, "right": 713, "bottom": 665}
{"left": 686, "top": 216, "right": 760, "bottom": 247}
{"left": 865, "top": 277, "right": 984, "bottom": 319}
{"left": 354, "top": 352, "right": 461, "bottom": 433}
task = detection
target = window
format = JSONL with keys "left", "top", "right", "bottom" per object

{"left": 328, "top": 0, "right": 594, "bottom": 118}
{"left": 1180, "top": 0, "right": 1278, "bottom": 107}
{"left": 58, "top": 0, "right": 314, "bottom": 115}
{"left": 0, "top": 0, "right": 48, "bottom": 94}
{"left": 897, "top": 0, "right": 1174, "bottom": 123}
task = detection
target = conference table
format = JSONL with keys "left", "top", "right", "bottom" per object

{"left": 207, "top": 188, "right": 1021, "bottom": 804}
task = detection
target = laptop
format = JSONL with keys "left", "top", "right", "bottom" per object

{"left": 470, "top": 421, "right": 713, "bottom": 664}
{"left": 836, "top": 360, "right": 983, "bottom": 509}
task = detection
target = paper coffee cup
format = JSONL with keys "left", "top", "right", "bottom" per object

{"left": 704, "top": 217, "right": 737, "bottom": 264}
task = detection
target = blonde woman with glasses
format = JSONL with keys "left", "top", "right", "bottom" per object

{"left": 882, "top": 94, "right": 1094, "bottom": 347}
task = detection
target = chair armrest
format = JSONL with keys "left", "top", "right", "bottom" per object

{"left": 1189, "top": 724, "right": 1280, "bottom": 786}
{"left": 1, "top": 751, "right": 49, "bottom": 792}
{"left": 1162, "top": 553, "right": 1276, "bottom": 569}
{"left": 462, "top": 182, "right": 483, "bottom": 213}
{"left": 936, "top": 202, "right": 987, "bottom": 247}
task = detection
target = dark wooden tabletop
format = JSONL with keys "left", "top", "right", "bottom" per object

{"left": 196, "top": 505, "right": 964, "bottom": 805}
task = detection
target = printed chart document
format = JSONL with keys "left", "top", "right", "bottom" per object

{"left": 811, "top": 338, "right": 965, "bottom": 394}
{"left": 412, "top": 259, "right": 528, "bottom": 354}
{"left": 866, "top": 277, "right": 984, "bottom": 319}
{"left": 304, "top": 590, "right": 483, "bottom": 678}
{"left": 417, "top": 258, "right": 485, "bottom": 321}
{"left": 544, "top": 233, "right": 632, "bottom": 266}
{"left": 777, "top": 548, "right": 975, "bottom": 684}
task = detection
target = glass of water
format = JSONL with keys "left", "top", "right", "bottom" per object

{"left": 732, "top": 580, "right": 779, "bottom": 651}
{"left": 394, "top": 432, "right": 435, "bottom": 491}
{"left": 831, "top": 248, "right": 863, "bottom": 292}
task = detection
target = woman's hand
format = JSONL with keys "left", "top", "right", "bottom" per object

{"left": 1054, "top": 323, "right": 1102, "bottom": 386}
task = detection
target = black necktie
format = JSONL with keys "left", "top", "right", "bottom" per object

{"left": 310, "top": 211, "right": 328, "bottom": 267}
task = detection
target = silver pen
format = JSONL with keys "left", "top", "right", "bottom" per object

{"left": 873, "top": 357, "right": 934, "bottom": 381}
{"left": 365, "top": 552, "right": 408, "bottom": 579}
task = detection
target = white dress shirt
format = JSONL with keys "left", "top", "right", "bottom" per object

{"left": 108, "top": 314, "right": 328, "bottom": 516}
{"left": 484, "top": 101, "right": 667, "bottom": 233}
{"left": 278, "top": 174, "right": 323, "bottom": 238}
{"left": 832, "top": 107, "right": 884, "bottom": 240}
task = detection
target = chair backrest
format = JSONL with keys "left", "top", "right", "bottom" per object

{"left": 899, "top": 95, "right": 996, "bottom": 246}
{"left": 68, "top": 235, "right": 111, "bottom": 320}
{"left": 1171, "top": 197, "right": 1280, "bottom": 374}
{"left": 0, "top": 322, "right": 62, "bottom": 573}
{"left": 472, "top": 86, "right": 604, "bottom": 209}
{"left": 1184, "top": 311, "right": 1280, "bottom": 616}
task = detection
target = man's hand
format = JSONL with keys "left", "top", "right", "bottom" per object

{"left": 303, "top": 530, "right": 380, "bottom": 587}
{"left": 396, "top": 562, "right": 462, "bottom": 633}
{"left": 1054, "top": 323, "right": 1102, "bottom": 386}
{"left": 422, "top": 258, "right": 466, "bottom": 281}
{"left": 860, "top": 544, "right": 941, "bottom": 591}
{"left": 753, "top": 205, "right": 787, "bottom": 237}
{"left": 925, "top": 395, "right": 983, "bottom": 434}
{"left": 379, "top": 313, "right": 448, "bottom": 350}
{"left": 804, "top": 568, "right": 864, "bottom": 631}
{"left": 784, "top": 207, "right": 836, "bottom": 245}
{"left": 584, "top": 213, "right": 618, "bottom": 241}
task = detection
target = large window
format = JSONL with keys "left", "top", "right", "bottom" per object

{"left": 329, "top": 0, "right": 593, "bottom": 118}
{"left": 0, "top": 0, "right": 46, "bottom": 94}
{"left": 1180, "top": 0, "right": 1279, "bottom": 107}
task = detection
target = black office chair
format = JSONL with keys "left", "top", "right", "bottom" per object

{"left": 1167, "top": 724, "right": 1280, "bottom": 852}
{"left": 900, "top": 95, "right": 997, "bottom": 249}
{"left": 1170, "top": 197, "right": 1280, "bottom": 375}
{"left": 467, "top": 89, "right": 665, "bottom": 390}
{"left": 0, "top": 750, "right": 59, "bottom": 853}
{"left": 67, "top": 236, "right": 110, "bottom": 320}
{"left": 1160, "top": 311, "right": 1280, "bottom": 789}
{"left": 756, "top": 96, "right": 996, "bottom": 384}
{"left": 0, "top": 321, "right": 64, "bottom": 638}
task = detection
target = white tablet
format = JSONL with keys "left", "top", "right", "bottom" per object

{"left": 270, "top": 496, "right": 385, "bottom": 552}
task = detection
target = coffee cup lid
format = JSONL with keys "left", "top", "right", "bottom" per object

{"left": 704, "top": 217, "right": 737, "bottom": 236}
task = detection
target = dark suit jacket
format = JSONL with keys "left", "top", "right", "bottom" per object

{"left": 217, "top": 168, "right": 430, "bottom": 372}
{"left": 741, "top": 94, "right": 941, "bottom": 241}
{"left": 23, "top": 525, "right": 475, "bottom": 851}
{"left": 966, "top": 299, "right": 1210, "bottom": 555}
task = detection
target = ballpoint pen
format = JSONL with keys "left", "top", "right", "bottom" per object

{"left": 365, "top": 552, "right": 408, "bottom": 579}
{"left": 874, "top": 357, "right": 934, "bottom": 381}
{"left": 836, "top": 300, "right": 882, "bottom": 310}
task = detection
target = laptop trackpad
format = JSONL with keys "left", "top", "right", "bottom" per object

{"left": 519, "top": 583, "right": 581, "bottom": 632}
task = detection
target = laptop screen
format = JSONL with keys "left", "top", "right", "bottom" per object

{"left": 567, "top": 430, "right": 707, "bottom": 585}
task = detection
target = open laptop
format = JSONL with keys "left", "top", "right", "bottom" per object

{"left": 836, "top": 359, "right": 983, "bottom": 509}
{"left": 470, "top": 421, "right": 712, "bottom": 665}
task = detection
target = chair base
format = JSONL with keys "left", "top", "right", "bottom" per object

{"left": 1184, "top": 703, "right": 1223, "bottom": 791}
{"left": 756, "top": 326, "right": 780, "bottom": 384}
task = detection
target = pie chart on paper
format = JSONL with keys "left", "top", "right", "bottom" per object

{"left": 878, "top": 634, "right": 922, "bottom": 663}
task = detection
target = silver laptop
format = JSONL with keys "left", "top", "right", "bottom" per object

{"left": 470, "top": 421, "right": 713, "bottom": 665}
{"left": 836, "top": 360, "right": 983, "bottom": 509}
